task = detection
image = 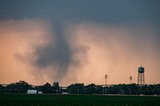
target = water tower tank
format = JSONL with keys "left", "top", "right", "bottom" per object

{"left": 138, "top": 66, "right": 144, "bottom": 73}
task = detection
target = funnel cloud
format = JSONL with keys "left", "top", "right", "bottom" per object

{"left": 0, "top": 0, "right": 160, "bottom": 85}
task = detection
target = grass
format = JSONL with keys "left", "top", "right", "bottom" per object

{"left": 0, "top": 94, "right": 160, "bottom": 106}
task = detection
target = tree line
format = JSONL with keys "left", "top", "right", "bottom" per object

{"left": 0, "top": 81, "right": 160, "bottom": 95}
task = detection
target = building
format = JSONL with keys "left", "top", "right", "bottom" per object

{"left": 27, "top": 90, "right": 38, "bottom": 94}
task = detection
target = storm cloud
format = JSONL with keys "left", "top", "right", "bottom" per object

{"left": 0, "top": 0, "right": 160, "bottom": 85}
{"left": 30, "top": 26, "right": 88, "bottom": 82}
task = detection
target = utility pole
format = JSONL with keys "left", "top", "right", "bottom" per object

{"left": 105, "top": 75, "right": 108, "bottom": 86}
{"left": 129, "top": 76, "right": 132, "bottom": 84}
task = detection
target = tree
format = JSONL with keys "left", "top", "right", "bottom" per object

{"left": 52, "top": 82, "right": 60, "bottom": 93}
{"left": 0, "top": 85, "right": 5, "bottom": 94}
{"left": 5, "top": 81, "right": 31, "bottom": 93}
{"left": 85, "top": 83, "right": 97, "bottom": 94}
{"left": 67, "top": 83, "right": 84, "bottom": 94}
{"left": 38, "top": 82, "right": 53, "bottom": 93}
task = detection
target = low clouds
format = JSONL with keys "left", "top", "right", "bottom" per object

{"left": 67, "top": 23, "right": 160, "bottom": 84}
{"left": 2, "top": 19, "right": 88, "bottom": 85}
{"left": 0, "top": 19, "right": 159, "bottom": 85}
{"left": 30, "top": 29, "right": 88, "bottom": 82}
{"left": 0, "top": 19, "right": 52, "bottom": 84}
{"left": 0, "top": 1, "right": 160, "bottom": 86}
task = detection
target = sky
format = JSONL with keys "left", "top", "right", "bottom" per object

{"left": 0, "top": 0, "right": 160, "bottom": 86}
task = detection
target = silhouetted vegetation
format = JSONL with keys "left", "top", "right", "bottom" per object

{"left": 4, "top": 81, "right": 32, "bottom": 93}
{"left": 0, "top": 81, "right": 160, "bottom": 95}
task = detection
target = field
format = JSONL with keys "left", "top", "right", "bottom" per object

{"left": 0, "top": 94, "right": 160, "bottom": 106}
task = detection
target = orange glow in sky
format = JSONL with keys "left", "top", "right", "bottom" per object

{"left": 0, "top": 20, "right": 159, "bottom": 86}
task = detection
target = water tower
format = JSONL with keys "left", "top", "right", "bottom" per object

{"left": 137, "top": 66, "right": 145, "bottom": 85}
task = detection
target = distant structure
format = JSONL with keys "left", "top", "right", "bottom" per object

{"left": 27, "top": 90, "right": 38, "bottom": 94}
{"left": 105, "top": 75, "right": 108, "bottom": 86}
{"left": 27, "top": 90, "right": 42, "bottom": 94}
{"left": 129, "top": 76, "right": 132, "bottom": 84}
{"left": 137, "top": 66, "right": 145, "bottom": 85}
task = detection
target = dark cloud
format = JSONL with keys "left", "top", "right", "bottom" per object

{"left": 34, "top": 39, "right": 88, "bottom": 81}
{"left": 0, "top": 0, "right": 160, "bottom": 24}
{"left": 34, "top": 28, "right": 72, "bottom": 79}
{"left": 1, "top": 0, "right": 160, "bottom": 83}
{"left": 15, "top": 25, "right": 88, "bottom": 82}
